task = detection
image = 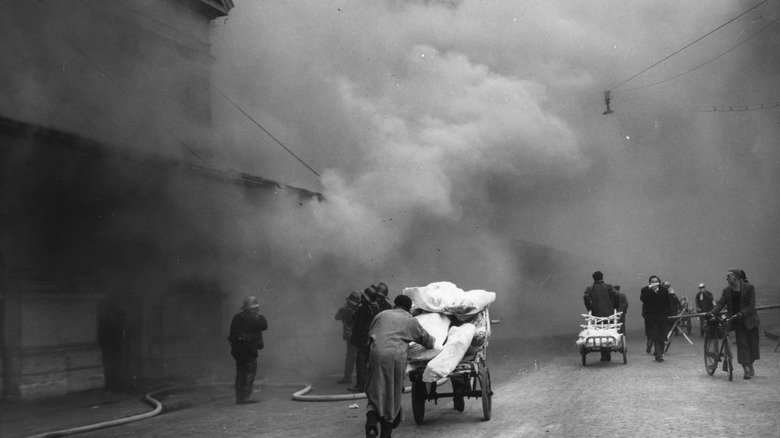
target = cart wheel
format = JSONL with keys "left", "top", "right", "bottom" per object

{"left": 479, "top": 366, "right": 492, "bottom": 421}
{"left": 703, "top": 335, "right": 719, "bottom": 376}
{"left": 622, "top": 336, "right": 628, "bottom": 364}
{"left": 411, "top": 379, "right": 426, "bottom": 424}
{"left": 686, "top": 319, "right": 692, "bottom": 336}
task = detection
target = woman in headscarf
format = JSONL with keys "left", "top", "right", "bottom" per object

{"left": 364, "top": 295, "right": 435, "bottom": 438}
{"left": 710, "top": 269, "right": 760, "bottom": 379}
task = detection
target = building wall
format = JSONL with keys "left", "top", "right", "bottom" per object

{"left": 0, "top": 0, "right": 237, "bottom": 401}
{"left": 0, "top": 0, "right": 223, "bottom": 162}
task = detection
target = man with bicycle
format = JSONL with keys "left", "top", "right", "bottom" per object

{"left": 707, "top": 269, "right": 760, "bottom": 379}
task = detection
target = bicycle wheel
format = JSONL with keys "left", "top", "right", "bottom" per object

{"left": 723, "top": 340, "right": 733, "bottom": 381}
{"left": 703, "top": 334, "right": 719, "bottom": 376}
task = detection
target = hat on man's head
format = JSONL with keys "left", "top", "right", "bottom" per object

{"left": 241, "top": 295, "right": 260, "bottom": 310}
{"left": 376, "top": 282, "right": 389, "bottom": 297}
{"left": 614, "top": 285, "right": 621, "bottom": 291}
{"left": 394, "top": 295, "right": 412, "bottom": 311}
{"left": 698, "top": 283, "right": 705, "bottom": 288}
{"left": 347, "top": 291, "right": 360, "bottom": 304}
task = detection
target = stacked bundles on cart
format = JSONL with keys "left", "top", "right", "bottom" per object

{"left": 404, "top": 282, "right": 495, "bottom": 382}
{"left": 575, "top": 312, "right": 622, "bottom": 347}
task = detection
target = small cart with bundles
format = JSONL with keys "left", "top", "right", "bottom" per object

{"left": 576, "top": 311, "right": 626, "bottom": 365}
{"left": 407, "top": 308, "right": 493, "bottom": 423}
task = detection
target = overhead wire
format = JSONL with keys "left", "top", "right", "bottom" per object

{"left": 620, "top": 16, "right": 778, "bottom": 93}
{"left": 607, "top": 0, "right": 774, "bottom": 93}
{"left": 696, "top": 101, "right": 780, "bottom": 112}
{"left": 49, "top": 0, "right": 322, "bottom": 179}
{"left": 214, "top": 87, "right": 321, "bottom": 179}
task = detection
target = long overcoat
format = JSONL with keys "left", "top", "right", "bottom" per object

{"left": 712, "top": 282, "right": 760, "bottom": 330}
{"left": 640, "top": 285, "right": 671, "bottom": 339}
{"left": 365, "top": 307, "right": 434, "bottom": 421}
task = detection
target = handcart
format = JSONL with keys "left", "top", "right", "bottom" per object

{"left": 577, "top": 311, "right": 626, "bottom": 365}
{"left": 407, "top": 308, "right": 493, "bottom": 424}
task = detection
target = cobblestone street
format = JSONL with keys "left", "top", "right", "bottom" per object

{"left": 65, "top": 332, "right": 779, "bottom": 438}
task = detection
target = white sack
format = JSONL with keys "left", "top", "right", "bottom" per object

{"left": 404, "top": 281, "right": 496, "bottom": 315}
{"left": 422, "top": 323, "right": 477, "bottom": 382}
{"left": 575, "top": 328, "right": 621, "bottom": 346}
{"left": 407, "top": 312, "right": 450, "bottom": 361}
{"left": 414, "top": 312, "right": 450, "bottom": 349}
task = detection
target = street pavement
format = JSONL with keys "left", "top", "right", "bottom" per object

{"left": 1, "top": 331, "right": 778, "bottom": 438}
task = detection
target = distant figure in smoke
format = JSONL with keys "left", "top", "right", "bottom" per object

{"left": 614, "top": 285, "right": 628, "bottom": 334}
{"left": 583, "top": 271, "right": 620, "bottom": 362}
{"left": 228, "top": 295, "right": 268, "bottom": 404}
{"left": 97, "top": 299, "right": 126, "bottom": 391}
{"left": 364, "top": 295, "right": 435, "bottom": 438}
{"left": 349, "top": 285, "right": 392, "bottom": 392}
{"left": 335, "top": 290, "right": 361, "bottom": 384}
{"left": 708, "top": 269, "right": 760, "bottom": 379}
{"left": 640, "top": 275, "right": 671, "bottom": 362}
{"left": 695, "top": 283, "right": 714, "bottom": 337}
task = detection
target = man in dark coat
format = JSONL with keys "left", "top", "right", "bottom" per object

{"left": 709, "top": 269, "right": 760, "bottom": 379}
{"left": 335, "top": 290, "right": 361, "bottom": 384}
{"left": 695, "top": 283, "right": 714, "bottom": 313}
{"left": 640, "top": 275, "right": 671, "bottom": 362}
{"left": 228, "top": 295, "right": 268, "bottom": 404}
{"left": 583, "top": 271, "right": 620, "bottom": 362}
{"left": 695, "top": 283, "right": 714, "bottom": 337}
{"left": 364, "top": 295, "right": 434, "bottom": 438}
{"left": 349, "top": 285, "right": 392, "bottom": 392}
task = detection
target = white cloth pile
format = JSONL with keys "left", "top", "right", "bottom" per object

{"left": 405, "top": 282, "right": 495, "bottom": 382}
{"left": 575, "top": 328, "right": 620, "bottom": 347}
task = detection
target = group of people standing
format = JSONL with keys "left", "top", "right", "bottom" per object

{"left": 335, "top": 282, "right": 393, "bottom": 392}
{"left": 587, "top": 268, "right": 760, "bottom": 379}
{"left": 335, "top": 282, "right": 434, "bottom": 438}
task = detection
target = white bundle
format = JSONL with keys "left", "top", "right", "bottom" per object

{"left": 575, "top": 328, "right": 620, "bottom": 346}
{"left": 422, "top": 323, "right": 477, "bottom": 382}
{"left": 404, "top": 281, "right": 496, "bottom": 315}
{"left": 407, "top": 311, "right": 450, "bottom": 361}
{"left": 414, "top": 311, "right": 450, "bottom": 349}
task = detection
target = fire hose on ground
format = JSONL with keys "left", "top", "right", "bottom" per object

{"left": 24, "top": 378, "right": 428, "bottom": 437}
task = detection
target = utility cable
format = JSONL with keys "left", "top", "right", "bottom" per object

{"left": 214, "top": 87, "right": 321, "bottom": 178}
{"left": 696, "top": 101, "right": 780, "bottom": 112}
{"left": 608, "top": 0, "right": 774, "bottom": 92}
{"left": 621, "top": 16, "right": 778, "bottom": 92}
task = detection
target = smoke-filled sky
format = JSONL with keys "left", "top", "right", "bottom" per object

{"left": 209, "top": 0, "right": 780, "bottom": 300}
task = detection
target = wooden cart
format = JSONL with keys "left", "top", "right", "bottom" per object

{"left": 577, "top": 311, "right": 626, "bottom": 365}
{"left": 407, "top": 309, "right": 493, "bottom": 424}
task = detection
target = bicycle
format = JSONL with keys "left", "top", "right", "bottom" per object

{"left": 703, "top": 314, "right": 738, "bottom": 381}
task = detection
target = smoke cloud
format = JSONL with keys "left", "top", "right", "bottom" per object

{"left": 210, "top": 0, "right": 780, "bottom": 343}
{"left": 3, "top": 0, "right": 778, "bottom": 379}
